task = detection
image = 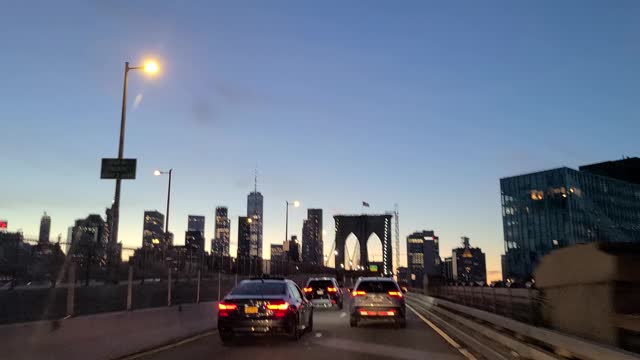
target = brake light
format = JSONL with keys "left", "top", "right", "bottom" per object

{"left": 352, "top": 290, "right": 366, "bottom": 296}
{"left": 378, "top": 310, "right": 396, "bottom": 316}
{"left": 266, "top": 301, "right": 290, "bottom": 311}
{"left": 388, "top": 291, "right": 403, "bottom": 298}
{"left": 303, "top": 287, "right": 312, "bottom": 293}
{"left": 327, "top": 287, "right": 337, "bottom": 293}
{"left": 218, "top": 302, "right": 237, "bottom": 311}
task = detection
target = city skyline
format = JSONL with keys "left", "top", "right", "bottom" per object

{"left": 2, "top": 2, "right": 640, "bottom": 283}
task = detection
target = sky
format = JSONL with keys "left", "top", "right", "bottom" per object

{"left": 1, "top": 1, "right": 639, "bottom": 282}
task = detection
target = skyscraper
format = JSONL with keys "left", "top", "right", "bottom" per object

{"left": 187, "top": 215, "right": 205, "bottom": 234}
{"left": 38, "top": 212, "right": 51, "bottom": 243}
{"left": 285, "top": 235, "right": 301, "bottom": 262}
{"left": 302, "top": 209, "right": 323, "bottom": 265}
{"left": 212, "top": 207, "right": 230, "bottom": 256}
{"left": 501, "top": 160, "right": 640, "bottom": 281}
{"left": 270, "top": 244, "right": 284, "bottom": 262}
{"left": 185, "top": 230, "right": 205, "bottom": 254}
{"left": 247, "top": 191, "right": 263, "bottom": 259}
{"left": 237, "top": 216, "right": 252, "bottom": 259}
{"left": 451, "top": 236, "right": 486, "bottom": 284}
{"left": 406, "top": 230, "right": 439, "bottom": 288}
{"left": 70, "top": 214, "right": 108, "bottom": 267}
{"left": 142, "top": 211, "right": 164, "bottom": 249}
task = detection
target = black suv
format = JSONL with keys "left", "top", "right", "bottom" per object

{"left": 303, "top": 277, "right": 344, "bottom": 309}
{"left": 217, "top": 278, "right": 313, "bottom": 344}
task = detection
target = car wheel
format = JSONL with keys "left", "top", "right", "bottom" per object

{"left": 338, "top": 301, "right": 343, "bottom": 310}
{"left": 288, "top": 315, "right": 301, "bottom": 341}
{"left": 219, "top": 331, "right": 234, "bottom": 346}
{"left": 307, "top": 312, "right": 314, "bottom": 332}
{"left": 350, "top": 315, "right": 358, "bottom": 328}
{"left": 396, "top": 317, "right": 407, "bottom": 329}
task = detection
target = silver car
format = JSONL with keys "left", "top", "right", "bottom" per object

{"left": 349, "top": 277, "right": 406, "bottom": 328}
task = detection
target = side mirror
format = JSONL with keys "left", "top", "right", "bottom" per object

{"left": 401, "top": 287, "right": 408, "bottom": 294}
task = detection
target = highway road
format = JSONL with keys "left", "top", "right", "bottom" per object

{"left": 133, "top": 297, "right": 466, "bottom": 360}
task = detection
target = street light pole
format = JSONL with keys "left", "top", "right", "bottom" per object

{"left": 111, "top": 62, "right": 130, "bottom": 250}
{"left": 111, "top": 60, "right": 159, "bottom": 251}
{"left": 164, "top": 169, "right": 172, "bottom": 247}
{"left": 285, "top": 201, "right": 289, "bottom": 246}
{"left": 154, "top": 169, "right": 173, "bottom": 260}
{"left": 284, "top": 200, "right": 300, "bottom": 269}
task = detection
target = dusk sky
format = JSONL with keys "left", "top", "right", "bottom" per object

{"left": 1, "top": 1, "right": 639, "bottom": 281}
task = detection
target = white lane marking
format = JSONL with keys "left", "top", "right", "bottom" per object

{"left": 315, "top": 332, "right": 323, "bottom": 337}
{"left": 339, "top": 312, "right": 347, "bottom": 318}
{"left": 118, "top": 330, "right": 216, "bottom": 360}
{"left": 407, "top": 304, "right": 477, "bottom": 360}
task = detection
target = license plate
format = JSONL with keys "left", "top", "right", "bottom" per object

{"left": 245, "top": 306, "right": 258, "bottom": 314}
{"left": 317, "top": 290, "right": 324, "bottom": 295}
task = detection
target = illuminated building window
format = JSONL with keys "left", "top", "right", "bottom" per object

{"left": 530, "top": 190, "right": 544, "bottom": 200}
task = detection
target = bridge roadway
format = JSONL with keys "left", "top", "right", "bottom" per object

{"left": 130, "top": 297, "right": 466, "bottom": 360}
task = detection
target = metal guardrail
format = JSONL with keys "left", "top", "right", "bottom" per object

{"left": 408, "top": 293, "right": 640, "bottom": 360}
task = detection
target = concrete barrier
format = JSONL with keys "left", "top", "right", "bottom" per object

{"left": 408, "top": 293, "right": 640, "bottom": 360}
{"left": 0, "top": 301, "right": 218, "bottom": 360}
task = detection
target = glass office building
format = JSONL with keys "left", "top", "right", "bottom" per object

{"left": 501, "top": 166, "right": 640, "bottom": 281}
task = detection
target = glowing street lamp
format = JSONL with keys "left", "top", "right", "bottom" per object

{"left": 143, "top": 60, "right": 159, "bottom": 74}
{"left": 285, "top": 200, "right": 301, "bottom": 244}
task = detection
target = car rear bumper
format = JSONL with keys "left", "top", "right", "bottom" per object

{"left": 311, "top": 299, "right": 336, "bottom": 307}
{"left": 352, "top": 306, "right": 405, "bottom": 319}
{"left": 218, "top": 317, "right": 290, "bottom": 335}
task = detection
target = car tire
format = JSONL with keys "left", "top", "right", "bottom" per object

{"left": 338, "top": 301, "right": 343, "bottom": 310}
{"left": 350, "top": 315, "right": 358, "bottom": 328}
{"left": 396, "top": 317, "right": 407, "bottom": 329}
{"left": 307, "top": 312, "right": 314, "bottom": 332}
{"left": 288, "top": 315, "right": 301, "bottom": 341}
{"left": 219, "top": 331, "right": 234, "bottom": 346}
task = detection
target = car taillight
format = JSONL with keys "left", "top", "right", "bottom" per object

{"left": 352, "top": 290, "right": 366, "bottom": 296}
{"left": 218, "top": 302, "right": 237, "bottom": 317}
{"left": 218, "top": 302, "right": 237, "bottom": 311}
{"left": 303, "top": 287, "right": 312, "bottom": 293}
{"left": 388, "top": 291, "right": 403, "bottom": 298}
{"left": 266, "top": 301, "right": 290, "bottom": 311}
{"left": 327, "top": 287, "right": 337, "bottom": 293}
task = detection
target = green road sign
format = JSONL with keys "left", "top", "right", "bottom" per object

{"left": 101, "top": 158, "right": 137, "bottom": 180}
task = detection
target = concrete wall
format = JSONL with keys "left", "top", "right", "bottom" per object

{"left": 0, "top": 301, "right": 218, "bottom": 360}
{"left": 535, "top": 242, "right": 640, "bottom": 350}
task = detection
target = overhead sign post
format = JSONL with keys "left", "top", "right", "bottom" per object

{"left": 101, "top": 158, "right": 137, "bottom": 180}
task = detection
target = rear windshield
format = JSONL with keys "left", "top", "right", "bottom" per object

{"left": 230, "top": 282, "right": 286, "bottom": 295}
{"left": 356, "top": 281, "right": 398, "bottom": 293}
{"left": 307, "top": 280, "right": 334, "bottom": 288}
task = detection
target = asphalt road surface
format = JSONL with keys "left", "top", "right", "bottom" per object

{"left": 135, "top": 297, "right": 465, "bottom": 360}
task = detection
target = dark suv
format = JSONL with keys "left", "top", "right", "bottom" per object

{"left": 303, "top": 277, "right": 343, "bottom": 309}
{"left": 217, "top": 278, "right": 313, "bottom": 344}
